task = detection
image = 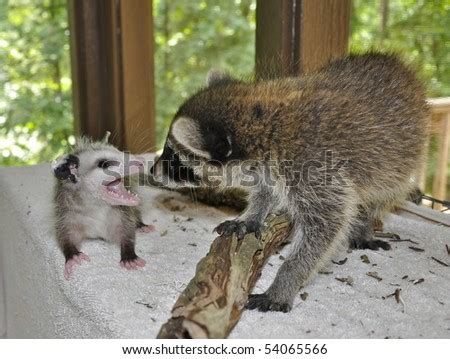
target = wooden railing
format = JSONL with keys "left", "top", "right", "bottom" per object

{"left": 420, "top": 97, "right": 450, "bottom": 202}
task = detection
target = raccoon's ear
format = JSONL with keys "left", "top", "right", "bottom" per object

{"left": 52, "top": 154, "right": 79, "bottom": 183}
{"left": 206, "top": 69, "right": 236, "bottom": 87}
{"left": 171, "top": 117, "right": 212, "bottom": 159}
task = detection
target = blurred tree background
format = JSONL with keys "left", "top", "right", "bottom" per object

{"left": 0, "top": 0, "right": 73, "bottom": 166}
{"left": 0, "top": 0, "right": 449, "bottom": 170}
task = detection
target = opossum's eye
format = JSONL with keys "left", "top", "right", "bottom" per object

{"left": 97, "top": 159, "right": 119, "bottom": 169}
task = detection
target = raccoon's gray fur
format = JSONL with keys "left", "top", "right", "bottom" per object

{"left": 53, "top": 137, "right": 152, "bottom": 279}
{"left": 151, "top": 53, "right": 430, "bottom": 312}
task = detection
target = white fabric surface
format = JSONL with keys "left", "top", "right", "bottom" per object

{"left": 0, "top": 162, "right": 449, "bottom": 338}
{"left": 0, "top": 231, "right": 5, "bottom": 338}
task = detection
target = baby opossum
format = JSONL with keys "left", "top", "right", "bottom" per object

{"left": 52, "top": 136, "right": 154, "bottom": 280}
{"left": 151, "top": 53, "right": 430, "bottom": 312}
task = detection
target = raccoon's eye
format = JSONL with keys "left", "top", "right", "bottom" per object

{"left": 97, "top": 159, "right": 119, "bottom": 168}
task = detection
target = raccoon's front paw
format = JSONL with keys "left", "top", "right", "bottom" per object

{"left": 245, "top": 293, "right": 292, "bottom": 313}
{"left": 214, "top": 219, "right": 262, "bottom": 240}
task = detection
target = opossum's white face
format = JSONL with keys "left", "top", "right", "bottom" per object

{"left": 53, "top": 146, "right": 145, "bottom": 207}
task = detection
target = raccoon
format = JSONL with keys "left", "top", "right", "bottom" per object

{"left": 151, "top": 53, "right": 430, "bottom": 312}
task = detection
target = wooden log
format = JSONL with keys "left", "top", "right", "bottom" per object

{"left": 157, "top": 214, "right": 292, "bottom": 339}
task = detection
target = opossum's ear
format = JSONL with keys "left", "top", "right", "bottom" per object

{"left": 205, "top": 69, "right": 236, "bottom": 87}
{"left": 171, "top": 117, "right": 211, "bottom": 159}
{"left": 102, "top": 131, "right": 111, "bottom": 143}
{"left": 52, "top": 154, "right": 79, "bottom": 183}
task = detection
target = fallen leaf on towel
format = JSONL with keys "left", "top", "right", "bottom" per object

{"left": 335, "top": 276, "right": 354, "bottom": 286}
{"left": 162, "top": 197, "right": 186, "bottom": 212}
{"left": 360, "top": 255, "right": 370, "bottom": 264}
{"left": 188, "top": 243, "right": 197, "bottom": 247}
{"left": 319, "top": 270, "right": 333, "bottom": 275}
{"left": 446, "top": 244, "right": 450, "bottom": 255}
{"left": 394, "top": 288, "right": 402, "bottom": 304}
{"left": 412, "top": 278, "right": 424, "bottom": 285}
{"left": 366, "top": 272, "right": 383, "bottom": 281}
{"left": 431, "top": 256, "right": 449, "bottom": 267}
{"left": 382, "top": 288, "right": 402, "bottom": 303}
{"left": 135, "top": 300, "right": 153, "bottom": 309}
{"left": 402, "top": 275, "right": 408, "bottom": 280}
{"left": 300, "top": 292, "right": 309, "bottom": 301}
{"left": 332, "top": 258, "right": 348, "bottom": 265}
{"left": 389, "top": 238, "right": 419, "bottom": 245}
{"left": 408, "top": 246, "right": 425, "bottom": 252}
{"left": 160, "top": 229, "right": 168, "bottom": 237}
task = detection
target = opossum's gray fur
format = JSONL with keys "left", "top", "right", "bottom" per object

{"left": 152, "top": 52, "right": 430, "bottom": 312}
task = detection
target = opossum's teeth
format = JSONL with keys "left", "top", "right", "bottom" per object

{"left": 103, "top": 178, "right": 141, "bottom": 206}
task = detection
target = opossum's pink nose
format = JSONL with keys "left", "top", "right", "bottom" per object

{"left": 135, "top": 156, "right": 145, "bottom": 167}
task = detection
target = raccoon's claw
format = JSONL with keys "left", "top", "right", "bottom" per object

{"left": 349, "top": 238, "right": 391, "bottom": 251}
{"left": 214, "top": 219, "right": 262, "bottom": 240}
{"left": 245, "top": 293, "right": 292, "bottom": 313}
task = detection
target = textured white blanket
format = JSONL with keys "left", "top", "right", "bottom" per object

{"left": 0, "top": 163, "right": 449, "bottom": 338}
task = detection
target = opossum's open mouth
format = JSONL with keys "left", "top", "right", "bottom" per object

{"left": 103, "top": 178, "right": 141, "bottom": 206}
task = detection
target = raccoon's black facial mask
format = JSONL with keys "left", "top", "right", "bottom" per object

{"left": 169, "top": 116, "right": 240, "bottom": 164}
{"left": 150, "top": 144, "right": 199, "bottom": 185}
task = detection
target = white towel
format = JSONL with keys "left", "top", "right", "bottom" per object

{"left": 0, "top": 161, "right": 449, "bottom": 338}
{"left": 0, "top": 236, "right": 6, "bottom": 338}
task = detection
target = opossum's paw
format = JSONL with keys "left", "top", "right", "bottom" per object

{"left": 245, "top": 293, "right": 292, "bottom": 313}
{"left": 214, "top": 219, "right": 262, "bottom": 240}
{"left": 349, "top": 237, "right": 391, "bottom": 251}
{"left": 137, "top": 223, "right": 156, "bottom": 233}
{"left": 64, "top": 252, "right": 90, "bottom": 280}
{"left": 120, "top": 257, "right": 146, "bottom": 270}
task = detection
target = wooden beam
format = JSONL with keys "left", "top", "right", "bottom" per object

{"left": 255, "top": 0, "right": 351, "bottom": 78}
{"left": 432, "top": 113, "right": 450, "bottom": 204}
{"left": 68, "top": 0, "right": 155, "bottom": 153}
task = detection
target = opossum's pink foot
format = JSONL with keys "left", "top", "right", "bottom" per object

{"left": 64, "top": 253, "right": 90, "bottom": 280}
{"left": 137, "top": 224, "right": 155, "bottom": 233}
{"left": 120, "top": 257, "right": 146, "bottom": 270}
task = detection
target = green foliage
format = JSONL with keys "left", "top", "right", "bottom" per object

{"left": 350, "top": 0, "right": 450, "bottom": 97}
{"left": 153, "top": 0, "right": 256, "bottom": 147}
{"left": 0, "top": 0, "right": 73, "bottom": 166}
{"left": 0, "top": 0, "right": 449, "bottom": 167}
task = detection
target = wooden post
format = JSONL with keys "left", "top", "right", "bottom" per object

{"left": 432, "top": 113, "right": 450, "bottom": 203}
{"left": 256, "top": 0, "right": 351, "bottom": 78}
{"left": 68, "top": 0, "right": 155, "bottom": 153}
{"left": 255, "top": 0, "right": 351, "bottom": 78}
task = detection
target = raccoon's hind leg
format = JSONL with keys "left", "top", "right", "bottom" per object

{"left": 348, "top": 206, "right": 391, "bottom": 251}
{"left": 246, "top": 186, "right": 358, "bottom": 313}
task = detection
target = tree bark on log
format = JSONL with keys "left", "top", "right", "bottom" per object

{"left": 157, "top": 214, "right": 292, "bottom": 339}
